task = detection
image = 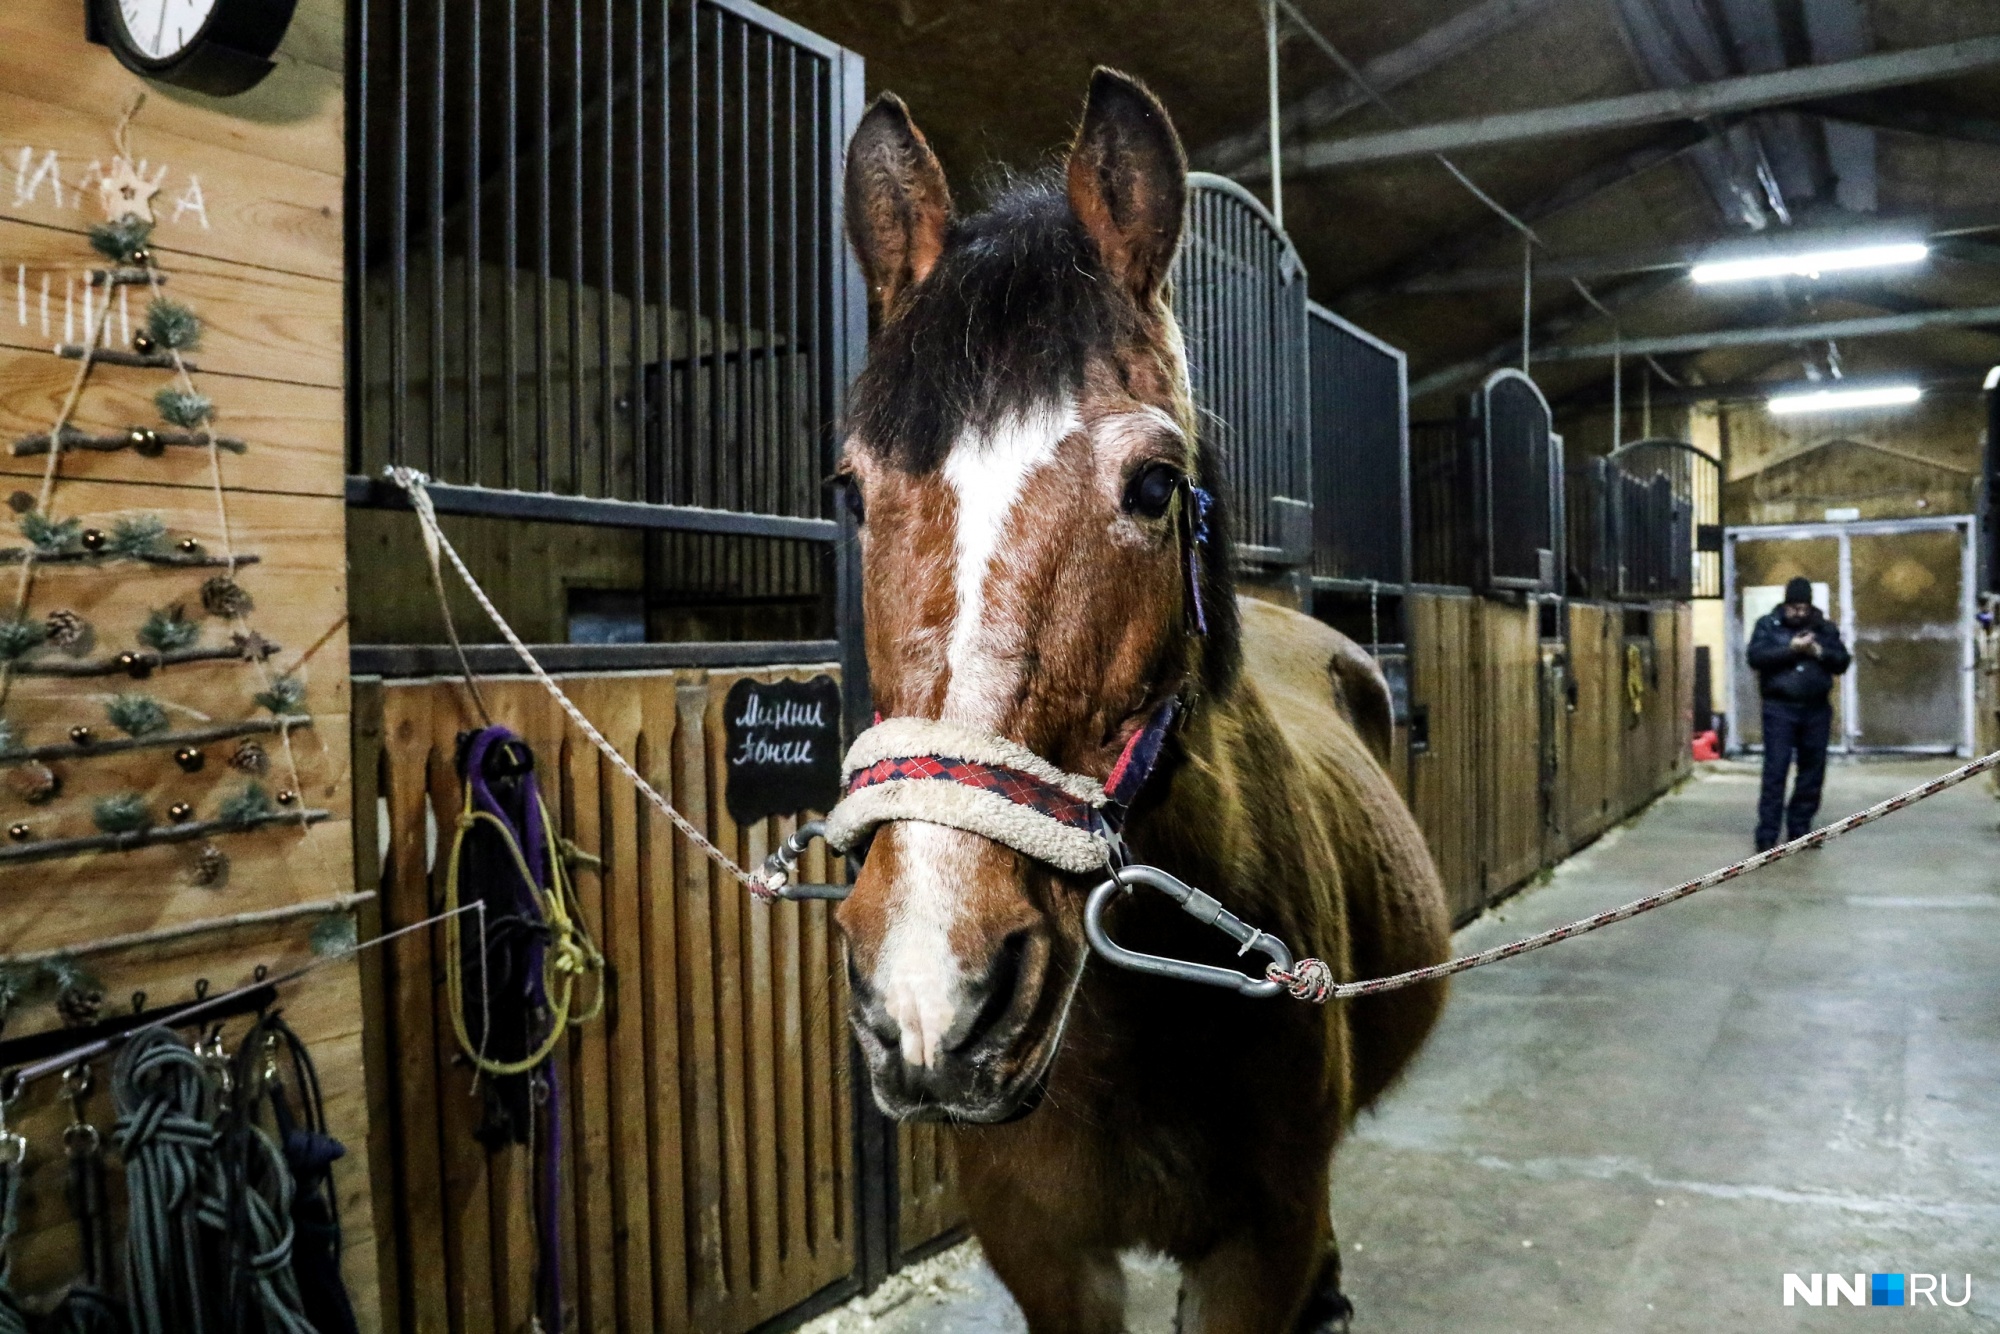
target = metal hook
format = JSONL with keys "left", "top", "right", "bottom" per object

{"left": 1083, "top": 864, "right": 1293, "bottom": 998}
{"left": 193, "top": 978, "right": 209, "bottom": 1001}
{"left": 62, "top": 1063, "right": 99, "bottom": 1155}
{"left": 253, "top": 964, "right": 268, "bottom": 983}
{"left": 756, "top": 820, "right": 852, "bottom": 900}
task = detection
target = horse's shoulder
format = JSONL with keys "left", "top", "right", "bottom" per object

{"left": 1233, "top": 596, "right": 1394, "bottom": 765}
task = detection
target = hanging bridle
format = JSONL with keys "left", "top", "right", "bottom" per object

{"left": 759, "top": 480, "right": 1303, "bottom": 998}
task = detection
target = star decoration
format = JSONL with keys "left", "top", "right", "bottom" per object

{"left": 94, "top": 156, "right": 165, "bottom": 224}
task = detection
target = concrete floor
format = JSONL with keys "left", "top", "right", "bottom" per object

{"left": 803, "top": 759, "right": 2000, "bottom": 1333}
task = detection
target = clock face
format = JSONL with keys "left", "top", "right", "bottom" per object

{"left": 114, "top": 0, "right": 221, "bottom": 62}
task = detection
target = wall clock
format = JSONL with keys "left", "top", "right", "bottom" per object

{"left": 88, "top": 0, "right": 301, "bottom": 96}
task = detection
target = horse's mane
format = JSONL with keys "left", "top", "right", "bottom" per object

{"left": 846, "top": 169, "right": 1240, "bottom": 694}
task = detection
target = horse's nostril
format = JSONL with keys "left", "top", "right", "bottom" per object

{"left": 952, "top": 928, "right": 1035, "bottom": 1055}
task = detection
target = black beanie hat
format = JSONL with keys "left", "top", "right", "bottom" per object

{"left": 1785, "top": 576, "right": 1813, "bottom": 605}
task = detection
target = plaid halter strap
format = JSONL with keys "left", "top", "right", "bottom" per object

{"left": 824, "top": 701, "right": 1181, "bottom": 875}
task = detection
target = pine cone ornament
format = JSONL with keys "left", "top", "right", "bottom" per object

{"left": 200, "top": 575, "right": 251, "bottom": 618}
{"left": 229, "top": 738, "right": 269, "bottom": 775}
{"left": 44, "top": 608, "right": 88, "bottom": 651}
{"left": 56, "top": 980, "right": 104, "bottom": 1027}
{"left": 187, "top": 842, "right": 229, "bottom": 888}
{"left": 3, "top": 761, "right": 59, "bottom": 804}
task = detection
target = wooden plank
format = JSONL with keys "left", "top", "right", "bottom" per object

{"left": 704, "top": 680, "right": 755, "bottom": 1322}
{"left": 424, "top": 688, "right": 495, "bottom": 1334}
{"left": 597, "top": 680, "right": 660, "bottom": 1334}
{"left": 776, "top": 812, "right": 809, "bottom": 1273}
{"left": 561, "top": 678, "right": 626, "bottom": 1334}
{"left": 675, "top": 675, "right": 729, "bottom": 1330}
{"left": 0, "top": 349, "right": 343, "bottom": 495}
{"left": 0, "top": 1, "right": 345, "bottom": 178}
{"left": 351, "top": 677, "right": 405, "bottom": 1334}
{"left": 637, "top": 685, "right": 691, "bottom": 1330}
{"left": 802, "top": 836, "right": 840, "bottom": 1267}
{"left": 379, "top": 690, "right": 453, "bottom": 1334}
{"left": 0, "top": 86, "right": 342, "bottom": 280}
{"left": 0, "top": 220, "right": 341, "bottom": 386}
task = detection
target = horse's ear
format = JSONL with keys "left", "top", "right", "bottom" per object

{"left": 1066, "top": 68, "right": 1186, "bottom": 305}
{"left": 845, "top": 93, "right": 954, "bottom": 316}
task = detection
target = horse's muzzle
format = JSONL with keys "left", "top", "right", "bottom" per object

{"left": 845, "top": 931, "right": 1069, "bottom": 1123}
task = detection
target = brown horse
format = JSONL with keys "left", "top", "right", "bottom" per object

{"left": 833, "top": 69, "right": 1452, "bottom": 1333}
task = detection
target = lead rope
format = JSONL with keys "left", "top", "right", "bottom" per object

{"left": 442, "top": 791, "right": 605, "bottom": 1076}
{"left": 1267, "top": 746, "right": 2000, "bottom": 1002}
{"left": 0, "top": 1092, "right": 27, "bottom": 1334}
{"left": 114, "top": 1027, "right": 228, "bottom": 1334}
{"left": 387, "top": 468, "right": 773, "bottom": 898}
{"left": 50, "top": 1065, "right": 124, "bottom": 1334}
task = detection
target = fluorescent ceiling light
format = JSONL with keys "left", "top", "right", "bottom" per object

{"left": 1985, "top": 365, "right": 2000, "bottom": 390}
{"left": 1767, "top": 384, "right": 1922, "bottom": 414}
{"left": 1691, "top": 242, "right": 1928, "bottom": 284}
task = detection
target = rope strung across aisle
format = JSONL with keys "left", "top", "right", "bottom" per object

{"left": 1266, "top": 746, "right": 2000, "bottom": 1003}
{"left": 386, "top": 467, "right": 770, "bottom": 897}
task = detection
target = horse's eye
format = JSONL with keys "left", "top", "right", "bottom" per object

{"left": 1123, "top": 462, "right": 1181, "bottom": 520}
{"left": 832, "top": 474, "right": 865, "bottom": 524}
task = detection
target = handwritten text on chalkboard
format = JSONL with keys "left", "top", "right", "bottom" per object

{"left": 722, "top": 675, "right": 843, "bottom": 824}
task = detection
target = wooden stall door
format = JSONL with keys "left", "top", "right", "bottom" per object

{"left": 357, "top": 669, "right": 854, "bottom": 1334}
{"left": 1407, "top": 592, "right": 1481, "bottom": 921}
{"left": 1540, "top": 639, "right": 1571, "bottom": 866}
{"left": 898, "top": 1120, "right": 964, "bottom": 1262}
{"left": 1477, "top": 600, "right": 1542, "bottom": 901}
{"left": 1564, "top": 604, "right": 1617, "bottom": 847}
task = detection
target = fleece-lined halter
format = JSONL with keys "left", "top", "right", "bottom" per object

{"left": 823, "top": 701, "right": 1179, "bottom": 873}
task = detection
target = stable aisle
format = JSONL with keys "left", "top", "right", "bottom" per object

{"left": 804, "top": 760, "right": 2000, "bottom": 1332}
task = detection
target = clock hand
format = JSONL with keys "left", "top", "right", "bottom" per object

{"left": 154, "top": 0, "right": 170, "bottom": 52}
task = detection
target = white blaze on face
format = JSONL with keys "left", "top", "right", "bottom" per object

{"left": 874, "top": 403, "right": 1079, "bottom": 1069}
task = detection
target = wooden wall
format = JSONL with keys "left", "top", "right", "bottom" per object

{"left": 1405, "top": 593, "right": 1693, "bottom": 924}
{"left": 1406, "top": 591, "right": 1480, "bottom": 921}
{"left": 0, "top": 0, "right": 372, "bottom": 1319}
{"left": 354, "top": 668, "right": 862, "bottom": 1334}
{"left": 1476, "top": 600, "right": 1542, "bottom": 900}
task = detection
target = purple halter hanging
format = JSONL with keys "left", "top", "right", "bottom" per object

{"left": 456, "top": 725, "right": 565, "bottom": 1332}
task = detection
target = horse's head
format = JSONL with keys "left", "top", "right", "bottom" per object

{"left": 834, "top": 70, "right": 1238, "bottom": 1123}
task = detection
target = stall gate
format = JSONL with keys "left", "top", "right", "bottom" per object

{"left": 1172, "top": 174, "right": 1311, "bottom": 568}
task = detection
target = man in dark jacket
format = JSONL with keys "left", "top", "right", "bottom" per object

{"left": 1746, "top": 576, "right": 1851, "bottom": 850}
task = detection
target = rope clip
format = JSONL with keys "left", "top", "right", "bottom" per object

{"left": 755, "top": 820, "right": 851, "bottom": 901}
{"left": 1083, "top": 864, "right": 1293, "bottom": 998}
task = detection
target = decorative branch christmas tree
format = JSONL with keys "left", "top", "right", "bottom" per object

{"left": 0, "top": 118, "right": 326, "bottom": 877}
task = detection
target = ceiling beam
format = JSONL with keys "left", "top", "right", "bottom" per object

{"left": 1199, "top": 0, "right": 1561, "bottom": 178}
{"left": 1399, "top": 212, "right": 2000, "bottom": 292}
{"left": 1336, "top": 124, "right": 1715, "bottom": 314}
{"left": 1798, "top": 92, "right": 2000, "bottom": 149}
{"left": 1407, "top": 272, "right": 1685, "bottom": 400}
{"left": 1529, "top": 303, "right": 2000, "bottom": 362}
{"left": 1284, "top": 34, "right": 2000, "bottom": 171}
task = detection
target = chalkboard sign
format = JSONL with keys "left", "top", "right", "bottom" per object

{"left": 722, "top": 675, "right": 844, "bottom": 825}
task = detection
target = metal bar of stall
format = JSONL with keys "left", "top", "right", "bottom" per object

{"left": 467, "top": 0, "right": 483, "bottom": 487}
{"left": 712, "top": 8, "right": 728, "bottom": 511}
{"left": 602, "top": 0, "right": 616, "bottom": 500}
{"left": 653, "top": 0, "right": 671, "bottom": 508}
{"left": 391, "top": 0, "right": 409, "bottom": 470}
{"left": 536, "top": 0, "right": 553, "bottom": 494}
{"left": 763, "top": 35, "right": 778, "bottom": 529}
{"left": 346, "top": 0, "right": 368, "bottom": 479}
{"left": 430, "top": 0, "right": 446, "bottom": 480}
{"left": 738, "top": 18, "right": 753, "bottom": 518}
{"left": 504, "top": 0, "right": 520, "bottom": 490}
{"left": 688, "top": 0, "right": 706, "bottom": 510}
{"left": 785, "top": 45, "right": 799, "bottom": 516}
{"left": 629, "top": 0, "right": 645, "bottom": 504}
{"left": 569, "top": 0, "right": 585, "bottom": 496}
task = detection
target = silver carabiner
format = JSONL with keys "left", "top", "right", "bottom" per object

{"left": 1084, "top": 864, "right": 1293, "bottom": 998}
